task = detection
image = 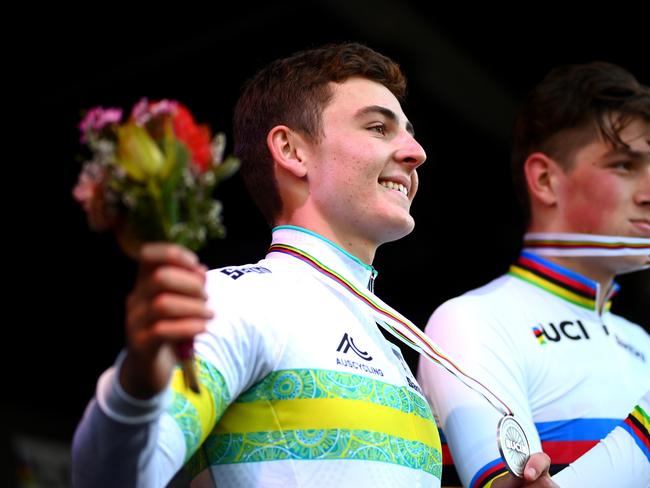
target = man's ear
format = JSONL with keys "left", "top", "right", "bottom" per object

{"left": 267, "top": 125, "right": 308, "bottom": 178}
{"left": 524, "top": 152, "right": 562, "bottom": 207}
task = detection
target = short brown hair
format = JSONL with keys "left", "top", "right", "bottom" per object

{"left": 233, "top": 42, "right": 407, "bottom": 225}
{"left": 511, "top": 61, "right": 650, "bottom": 225}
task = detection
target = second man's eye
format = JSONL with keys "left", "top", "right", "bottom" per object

{"left": 369, "top": 124, "right": 386, "bottom": 135}
{"left": 611, "top": 160, "right": 633, "bottom": 172}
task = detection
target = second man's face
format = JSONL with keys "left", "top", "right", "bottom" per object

{"left": 556, "top": 117, "right": 650, "bottom": 238}
{"left": 555, "top": 117, "right": 650, "bottom": 271}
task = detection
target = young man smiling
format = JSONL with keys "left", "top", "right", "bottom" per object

{"left": 418, "top": 62, "right": 650, "bottom": 488}
{"left": 73, "top": 42, "right": 556, "bottom": 488}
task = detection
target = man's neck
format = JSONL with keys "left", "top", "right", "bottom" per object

{"left": 274, "top": 217, "right": 377, "bottom": 265}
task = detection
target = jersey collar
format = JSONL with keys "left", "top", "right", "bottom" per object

{"left": 509, "top": 251, "right": 620, "bottom": 313}
{"left": 267, "top": 225, "right": 378, "bottom": 291}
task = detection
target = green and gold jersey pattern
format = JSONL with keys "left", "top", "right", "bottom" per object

{"left": 168, "top": 355, "right": 232, "bottom": 462}
{"left": 179, "top": 368, "right": 441, "bottom": 479}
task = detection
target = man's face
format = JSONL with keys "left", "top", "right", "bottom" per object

{"left": 304, "top": 77, "right": 426, "bottom": 248}
{"left": 555, "top": 117, "right": 650, "bottom": 270}
{"left": 556, "top": 118, "right": 650, "bottom": 236}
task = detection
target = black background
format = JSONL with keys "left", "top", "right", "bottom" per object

{"left": 6, "top": 3, "right": 649, "bottom": 485}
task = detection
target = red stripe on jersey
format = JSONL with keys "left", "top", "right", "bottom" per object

{"left": 541, "top": 440, "right": 598, "bottom": 463}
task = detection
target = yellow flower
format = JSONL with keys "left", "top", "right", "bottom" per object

{"left": 116, "top": 123, "right": 165, "bottom": 181}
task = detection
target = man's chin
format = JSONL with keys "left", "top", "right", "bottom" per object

{"left": 377, "top": 216, "right": 415, "bottom": 244}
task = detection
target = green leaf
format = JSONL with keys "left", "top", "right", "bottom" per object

{"left": 209, "top": 156, "right": 240, "bottom": 188}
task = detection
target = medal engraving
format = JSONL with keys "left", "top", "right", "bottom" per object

{"left": 497, "top": 415, "right": 530, "bottom": 478}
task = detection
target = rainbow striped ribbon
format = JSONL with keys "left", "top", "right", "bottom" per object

{"left": 268, "top": 243, "right": 512, "bottom": 416}
{"left": 524, "top": 233, "right": 650, "bottom": 259}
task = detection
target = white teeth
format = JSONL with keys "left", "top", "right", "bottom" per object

{"left": 379, "top": 180, "right": 408, "bottom": 196}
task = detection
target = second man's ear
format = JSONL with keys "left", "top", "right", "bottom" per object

{"left": 524, "top": 152, "right": 562, "bottom": 207}
{"left": 267, "top": 125, "right": 308, "bottom": 178}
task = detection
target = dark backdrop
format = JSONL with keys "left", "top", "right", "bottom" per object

{"left": 6, "top": 3, "right": 649, "bottom": 485}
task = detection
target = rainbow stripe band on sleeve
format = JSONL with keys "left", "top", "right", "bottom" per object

{"left": 470, "top": 458, "right": 509, "bottom": 488}
{"left": 622, "top": 404, "right": 650, "bottom": 462}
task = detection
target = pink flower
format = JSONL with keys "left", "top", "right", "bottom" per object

{"left": 131, "top": 98, "right": 178, "bottom": 126}
{"left": 150, "top": 99, "right": 179, "bottom": 117}
{"left": 79, "top": 107, "right": 122, "bottom": 143}
{"left": 72, "top": 163, "right": 113, "bottom": 231}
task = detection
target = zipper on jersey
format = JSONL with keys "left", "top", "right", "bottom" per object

{"left": 368, "top": 273, "right": 375, "bottom": 293}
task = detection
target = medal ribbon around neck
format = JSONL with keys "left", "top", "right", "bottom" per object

{"left": 268, "top": 243, "right": 512, "bottom": 417}
{"left": 524, "top": 233, "right": 650, "bottom": 258}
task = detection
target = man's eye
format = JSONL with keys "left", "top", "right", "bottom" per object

{"left": 369, "top": 124, "right": 386, "bottom": 135}
{"left": 611, "top": 161, "right": 633, "bottom": 171}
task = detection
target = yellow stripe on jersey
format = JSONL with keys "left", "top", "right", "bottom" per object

{"left": 509, "top": 266, "right": 599, "bottom": 310}
{"left": 215, "top": 397, "right": 440, "bottom": 448}
{"left": 169, "top": 356, "right": 231, "bottom": 459}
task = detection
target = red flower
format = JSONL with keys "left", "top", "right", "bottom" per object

{"left": 172, "top": 104, "right": 212, "bottom": 173}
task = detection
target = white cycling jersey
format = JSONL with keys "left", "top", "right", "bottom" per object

{"left": 73, "top": 226, "right": 441, "bottom": 488}
{"left": 554, "top": 389, "right": 650, "bottom": 487}
{"left": 417, "top": 251, "right": 650, "bottom": 488}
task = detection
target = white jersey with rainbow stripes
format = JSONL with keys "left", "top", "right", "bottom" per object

{"left": 417, "top": 252, "right": 650, "bottom": 488}
{"left": 72, "top": 226, "right": 441, "bottom": 487}
{"left": 554, "top": 389, "right": 650, "bottom": 487}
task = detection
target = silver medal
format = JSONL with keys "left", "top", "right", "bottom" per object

{"left": 497, "top": 415, "right": 530, "bottom": 478}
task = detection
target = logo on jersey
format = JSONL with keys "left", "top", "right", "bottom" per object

{"left": 532, "top": 326, "right": 547, "bottom": 345}
{"left": 220, "top": 265, "right": 271, "bottom": 280}
{"left": 531, "top": 319, "right": 590, "bottom": 343}
{"left": 615, "top": 335, "right": 646, "bottom": 362}
{"left": 335, "top": 333, "right": 384, "bottom": 377}
{"left": 336, "top": 333, "right": 373, "bottom": 360}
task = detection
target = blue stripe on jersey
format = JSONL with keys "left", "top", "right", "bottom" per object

{"left": 535, "top": 418, "right": 620, "bottom": 441}
{"left": 519, "top": 251, "right": 598, "bottom": 290}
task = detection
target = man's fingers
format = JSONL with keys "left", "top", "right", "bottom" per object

{"left": 130, "top": 318, "right": 208, "bottom": 351}
{"left": 492, "top": 452, "right": 556, "bottom": 488}
{"left": 144, "top": 266, "right": 208, "bottom": 299}
{"left": 138, "top": 243, "right": 201, "bottom": 272}
{"left": 147, "top": 293, "right": 214, "bottom": 321}
{"left": 524, "top": 452, "right": 551, "bottom": 481}
{"left": 148, "top": 319, "right": 209, "bottom": 342}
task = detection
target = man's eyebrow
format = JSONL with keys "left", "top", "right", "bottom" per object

{"left": 605, "top": 145, "right": 650, "bottom": 161}
{"left": 355, "top": 105, "right": 414, "bottom": 136}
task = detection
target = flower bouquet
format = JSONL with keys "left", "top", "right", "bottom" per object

{"left": 73, "top": 98, "right": 239, "bottom": 392}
